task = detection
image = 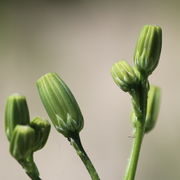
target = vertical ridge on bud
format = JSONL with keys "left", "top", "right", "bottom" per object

{"left": 5, "top": 94, "right": 30, "bottom": 141}
{"left": 134, "top": 25, "right": 162, "bottom": 76}
{"left": 10, "top": 125, "right": 35, "bottom": 161}
{"left": 36, "top": 73, "right": 84, "bottom": 138}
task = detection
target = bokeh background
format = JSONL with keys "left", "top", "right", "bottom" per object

{"left": 0, "top": 1, "right": 180, "bottom": 179}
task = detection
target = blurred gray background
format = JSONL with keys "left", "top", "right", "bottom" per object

{"left": 0, "top": 1, "right": 180, "bottom": 179}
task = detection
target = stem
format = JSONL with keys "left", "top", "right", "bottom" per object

{"left": 19, "top": 154, "right": 41, "bottom": 180}
{"left": 124, "top": 80, "right": 148, "bottom": 180}
{"left": 124, "top": 123, "right": 144, "bottom": 180}
{"left": 70, "top": 134, "right": 100, "bottom": 180}
{"left": 26, "top": 171, "right": 41, "bottom": 180}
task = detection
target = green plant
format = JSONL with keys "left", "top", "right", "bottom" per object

{"left": 111, "top": 25, "right": 162, "bottom": 180}
{"left": 36, "top": 73, "right": 100, "bottom": 180}
{"left": 5, "top": 94, "right": 51, "bottom": 180}
{"left": 4, "top": 24, "right": 162, "bottom": 180}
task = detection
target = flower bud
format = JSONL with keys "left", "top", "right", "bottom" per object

{"left": 5, "top": 94, "right": 30, "bottom": 141}
{"left": 134, "top": 25, "right": 162, "bottom": 76}
{"left": 30, "top": 117, "right": 51, "bottom": 151}
{"left": 36, "top": 73, "right": 84, "bottom": 138}
{"left": 111, "top": 61, "right": 140, "bottom": 92}
{"left": 10, "top": 125, "right": 35, "bottom": 161}
{"left": 145, "top": 85, "right": 161, "bottom": 133}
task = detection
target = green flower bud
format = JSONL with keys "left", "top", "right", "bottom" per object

{"left": 134, "top": 25, "right": 162, "bottom": 76}
{"left": 30, "top": 117, "right": 51, "bottom": 151}
{"left": 5, "top": 94, "right": 30, "bottom": 141}
{"left": 36, "top": 73, "right": 84, "bottom": 138}
{"left": 10, "top": 125, "right": 35, "bottom": 161}
{"left": 145, "top": 85, "right": 161, "bottom": 133}
{"left": 111, "top": 60, "right": 140, "bottom": 92}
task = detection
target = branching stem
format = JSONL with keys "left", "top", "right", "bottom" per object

{"left": 124, "top": 80, "right": 148, "bottom": 180}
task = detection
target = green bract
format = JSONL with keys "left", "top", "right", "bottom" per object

{"left": 145, "top": 85, "right": 161, "bottom": 133}
{"left": 36, "top": 73, "right": 84, "bottom": 138}
{"left": 111, "top": 61, "right": 140, "bottom": 92}
{"left": 30, "top": 117, "right": 51, "bottom": 151}
{"left": 134, "top": 25, "right": 162, "bottom": 76}
{"left": 10, "top": 125, "right": 35, "bottom": 161}
{"left": 5, "top": 94, "right": 30, "bottom": 141}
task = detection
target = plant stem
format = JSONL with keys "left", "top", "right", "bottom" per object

{"left": 124, "top": 122, "right": 144, "bottom": 180}
{"left": 26, "top": 171, "right": 41, "bottom": 180}
{"left": 70, "top": 134, "right": 100, "bottom": 180}
{"left": 124, "top": 80, "right": 148, "bottom": 180}
{"left": 19, "top": 154, "right": 41, "bottom": 180}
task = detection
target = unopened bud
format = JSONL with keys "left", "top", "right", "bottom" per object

{"left": 134, "top": 25, "right": 162, "bottom": 76}
{"left": 30, "top": 117, "right": 51, "bottom": 151}
{"left": 145, "top": 85, "right": 161, "bottom": 133}
{"left": 10, "top": 125, "right": 35, "bottom": 161}
{"left": 5, "top": 94, "right": 30, "bottom": 141}
{"left": 36, "top": 73, "right": 84, "bottom": 138}
{"left": 111, "top": 61, "right": 140, "bottom": 92}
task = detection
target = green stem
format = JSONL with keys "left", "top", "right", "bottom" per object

{"left": 124, "top": 80, "right": 148, "bottom": 180}
{"left": 26, "top": 171, "right": 41, "bottom": 180}
{"left": 70, "top": 134, "right": 100, "bottom": 180}
{"left": 19, "top": 154, "right": 41, "bottom": 180}
{"left": 124, "top": 122, "right": 144, "bottom": 180}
